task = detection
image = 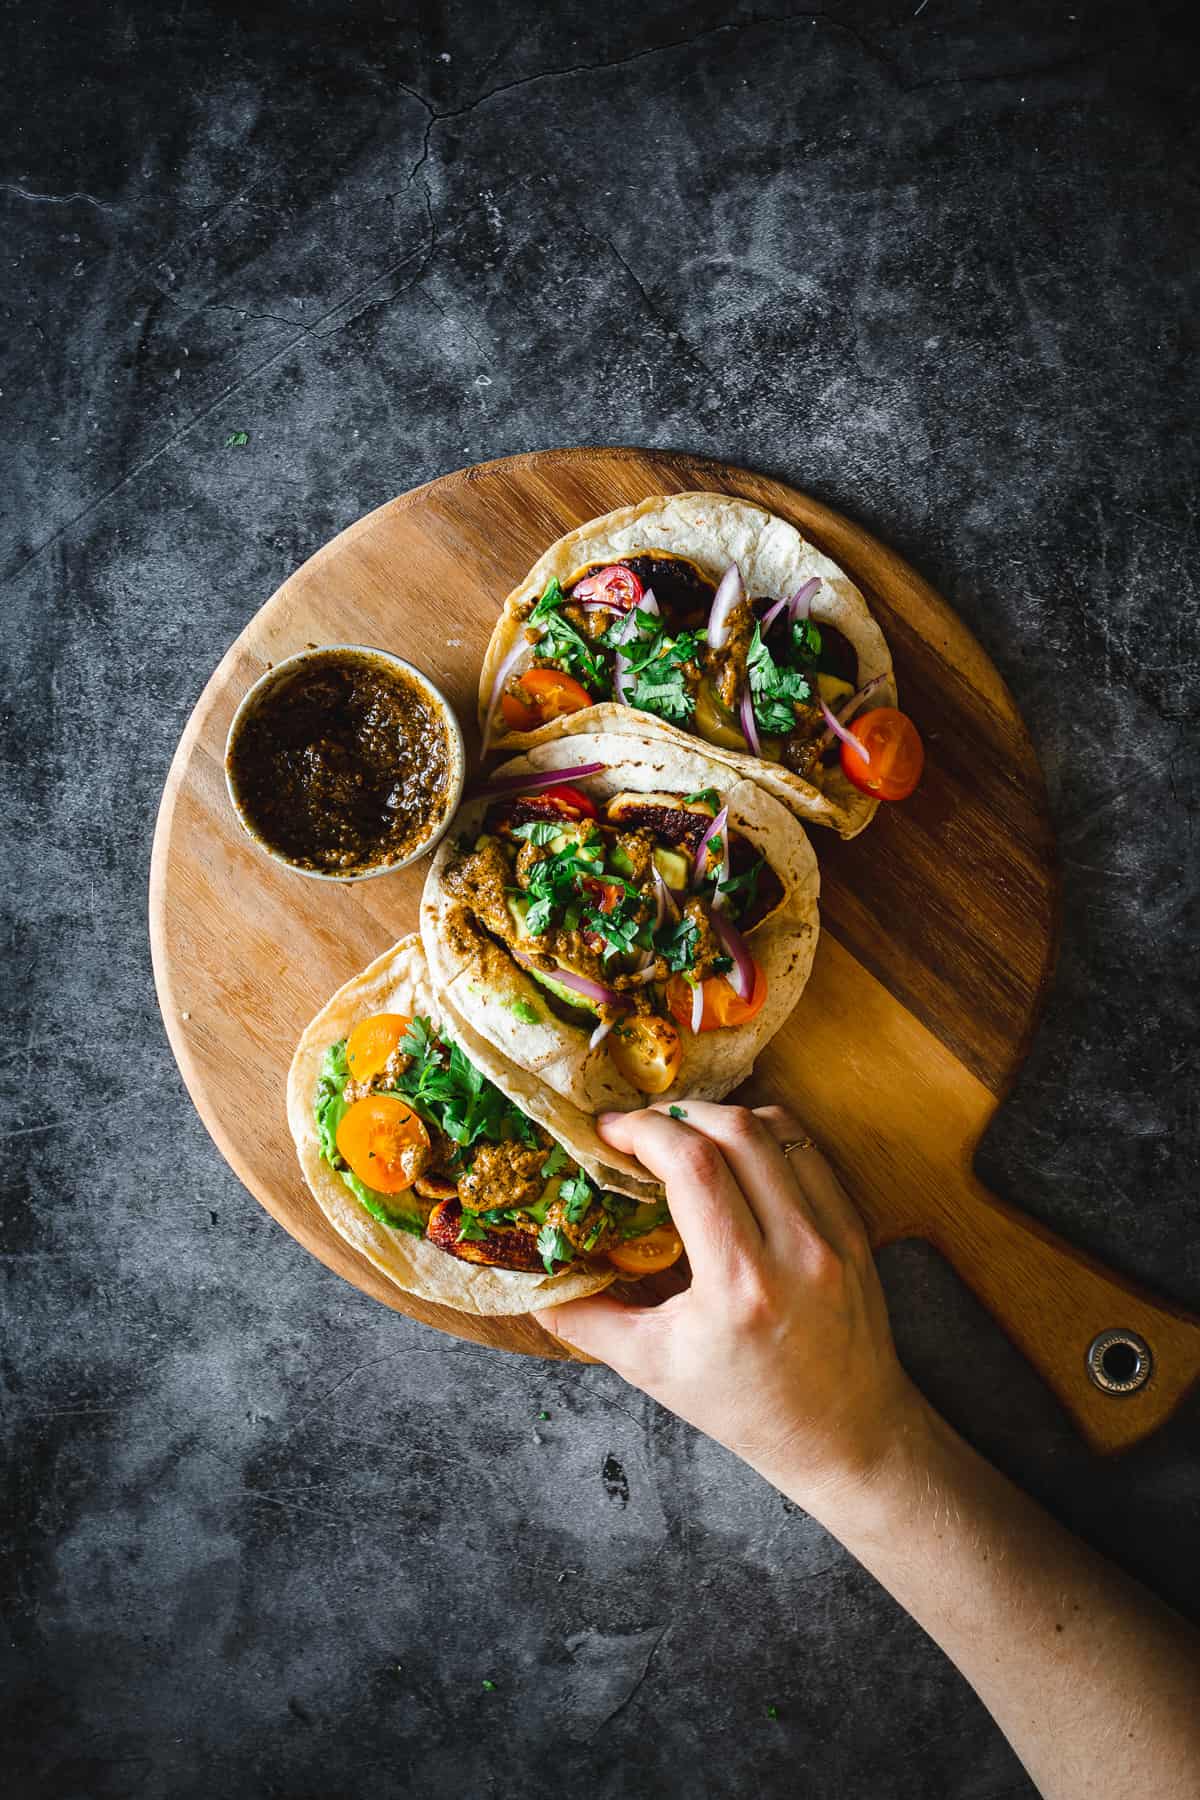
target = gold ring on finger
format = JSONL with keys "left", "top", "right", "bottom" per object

{"left": 781, "top": 1135, "right": 817, "bottom": 1158}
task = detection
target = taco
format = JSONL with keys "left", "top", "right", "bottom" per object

{"left": 287, "top": 936, "right": 679, "bottom": 1317}
{"left": 420, "top": 732, "right": 820, "bottom": 1113}
{"left": 477, "top": 491, "right": 921, "bottom": 840}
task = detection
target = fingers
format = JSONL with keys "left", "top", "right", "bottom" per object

{"left": 533, "top": 1294, "right": 652, "bottom": 1372}
{"left": 597, "top": 1108, "right": 762, "bottom": 1283}
{"left": 754, "top": 1106, "right": 870, "bottom": 1258}
{"left": 646, "top": 1099, "right": 823, "bottom": 1247}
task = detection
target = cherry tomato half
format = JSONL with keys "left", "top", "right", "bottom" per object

{"left": 335, "top": 1095, "right": 429, "bottom": 1194}
{"left": 540, "top": 783, "right": 598, "bottom": 820}
{"left": 839, "top": 707, "right": 924, "bottom": 802}
{"left": 346, "top": 1012, "right": 413, "bottom": 1084}
{"left": 500, "top": 666, "right": 594, "bottom": 730}
{"left": 572, "top": 563, "right": 644, "bottom": 611}
{"left": 607, "top": 1222, "right": 684, "bottom": 1275}
{"left": 607, "top": 1013, "right": 683, "bottom": 1095}
{"left": 666, "top": 960, "right": 768, "bottom": 1032}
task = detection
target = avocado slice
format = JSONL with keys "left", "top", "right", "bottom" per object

{"left": 652, "top": 845, "right": 690, "bottom": 890}
{"left": 525, "top": 963, "right": 599, "bottom": 1016}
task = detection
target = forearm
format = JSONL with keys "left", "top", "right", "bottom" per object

{"left": 789, "top": 1398, "right": 1200, "bottom": 1800}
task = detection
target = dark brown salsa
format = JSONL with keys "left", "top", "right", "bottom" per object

{"left": 228, "top": 651, "right": 456, "bottom": 874}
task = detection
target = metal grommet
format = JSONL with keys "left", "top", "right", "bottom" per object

{"left": 1086, "top": 1329, "right": 1153, "bottom": 1395}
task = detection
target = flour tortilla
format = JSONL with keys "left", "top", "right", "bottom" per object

{"left": 478, "top": 490, "right": 896, "bottom": 840}
{"left": 287, "top": 935, "right": 662, "bottom": 1317}
{"left": 420, "top": 732, "right": 820, "bottom": 1113}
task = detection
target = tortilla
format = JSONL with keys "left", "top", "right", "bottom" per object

{"left": 477, "top": 490, "right": 896, "bottom": 839}
{"left": 287, "top": 934, "right": 662, "bottom": 1317}
{"left": 420, "top": 732, "right": 820, "bottom": 1112}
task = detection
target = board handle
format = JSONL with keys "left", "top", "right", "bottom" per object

{"left": 906, "top": 1176, "right": 1200, "bottom": 1454}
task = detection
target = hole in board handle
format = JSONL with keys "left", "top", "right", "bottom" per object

{"left": 1086, "top": 1329, "right": 1153, "bottom": 1395}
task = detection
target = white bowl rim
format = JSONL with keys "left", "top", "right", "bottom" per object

{"left": 223, "top": 643, "right": 467, "bottom": 882}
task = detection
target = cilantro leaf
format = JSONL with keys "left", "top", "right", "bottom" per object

{"left": 540, "top": 1143, "right": 569, "bottom": 1180}
{"left": 791, "top": 618, "right": 823, "bottom": 663}
{"left": 537, "top": 1223, "right": 575, "bottom": 1273}
{"left": 683, "top": 788, "right": 719, "bottom": 809}
{"left": 668, "top": 1104, "right": 687, "bottom": 1120}
{"left": 512, "top": 821, "right": 562, "bottom": 846}
{"left": 457, "top": 1210, "right": 489, "bottom": 1242}
{"left": 523, "top": 896, "right": 554, "bottom": 936}
{"left": 558, "top": 1170, "right": 595, "bottom": 1223}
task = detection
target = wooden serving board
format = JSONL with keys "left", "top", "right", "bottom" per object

{"left": 149, "top": 447, "right": 1200, "bottom": 1455}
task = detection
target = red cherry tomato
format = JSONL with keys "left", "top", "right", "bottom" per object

{"left": 540, "top": 784, "right": 598, "bottom": 819}
{"left": 571, "top": 564, "right": 644, "bottom": 611}
{"left": 839, "top": 708, "right": 924, "bottom": 802}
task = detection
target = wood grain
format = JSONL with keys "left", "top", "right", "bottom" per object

{"left": 148, "top": 447, "right": 1200, "bottom": 1453}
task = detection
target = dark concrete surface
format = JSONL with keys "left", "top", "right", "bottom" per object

{"left": 3, "top": 2, "right": 1198, "bottom": 1795}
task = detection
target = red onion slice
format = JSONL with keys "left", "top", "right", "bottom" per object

{"left": 611, "top": 590, "right": 656, "bottom": 707}
{"left": 788, "top": 577, "right": 821, "bottom": 623}
{"left": 812, "top": 674, "right": 886, "bottom": 753}
{"left": 692, "top": 804, "right": 729, "bottom": 887}
{"left": 706, "top": 564, "right": 745, "bottom": 650}
{"left": 690, "top": 979, "right": 705, "bottom": 1035}
{"left": 476, "top": 760, "right": 606, "bottom": 799}
{"left": 738, "top": 687, "right": 761, "bottom": 757}
{"left": 759, "top": 594, "right": 790, "bottom": 634}
{"left": 589, "top": 1016, "right": 617, "bottom": 1049}
{"left": 711, "top": 907, "right": 754, "bottom": 1002}
{"left": 481, "top": 629, "right": 542, "bottom": 756}
{"left": 819, "top": 698, "right": 870, "bottom": 764}
{"left": 512, "top": 949, "right": 627, "bottom": 1009}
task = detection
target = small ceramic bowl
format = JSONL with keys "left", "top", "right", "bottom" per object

{"left": 224, "top": 644, "right": 466, "bottom": 881}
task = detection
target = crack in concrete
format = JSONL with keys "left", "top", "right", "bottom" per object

{"left": 0, "top": 181, "right": 117, "bottom": 211}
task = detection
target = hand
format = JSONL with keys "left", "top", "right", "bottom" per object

{"left": 535, "top": 1103, "right": 925, "bottom": 1515}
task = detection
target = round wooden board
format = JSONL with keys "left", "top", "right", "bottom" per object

{"left": 150, "top": 447, "right": 1200, "bottom": 1454}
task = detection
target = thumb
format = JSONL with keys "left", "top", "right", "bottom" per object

{"left": 532, "top": 1293, "right": 649, "bottom": 1371}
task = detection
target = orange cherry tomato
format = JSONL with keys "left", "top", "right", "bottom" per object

{"left": 500, "top": 667, "right": 594, "bottom": 730}
{"left": 540, "top": 783, "right": 598, "bottom": 819}
{"left": 335, "top": 1095, "right": 429, "bottom": 1194}
{"left": 839, "top": 707, "right": 924, "bottom": 801}
{"left": 345, "top": 1012, "right": 412, "bottom": 1084}
{"left": 607, "top": 1222, "right": 684, "bottom": 1275}
{"left": 607, "top": 1013, "right": 683, "bottom": 1094}
{"left": 572, "top": 564, "right": 644, "bottom": 611}
{"left": 499, "top": 686, "right": 540, "bottom": 730}
{"left": 666, "top": 960, "right": 768, "bottom": 1032}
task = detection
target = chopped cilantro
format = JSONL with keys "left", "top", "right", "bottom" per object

{"left": 457, "top": 1210, "right": 488, "bottom": 1243}
{"left": 668, "top": 1105, "right": 688, "bottom": 1120}
{"left": 658, "top": 916, "right": 699, "bottom": 974}
{"left": 508, "top": 997, "right": 541, "bottom": 1025}
{"left": 583, "top": 907, "right": 639, "bottom": 959}
{"left": 683, "top": 788, "right": 719, "bottom": 810}
{"left": 529, "top": 578, "right": 610, "bottom": 692}
{"left": 523, "top": 896, "right": 555, "bottom": 936}
{"left": 391, "top": 1016, "right": 533, "bottom": 1151}
{"left": 748, "top": 624, "right": 812, "bottom": 734}
{"left": 536, "top": 1223, "right": 575, "bottom": 1273}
